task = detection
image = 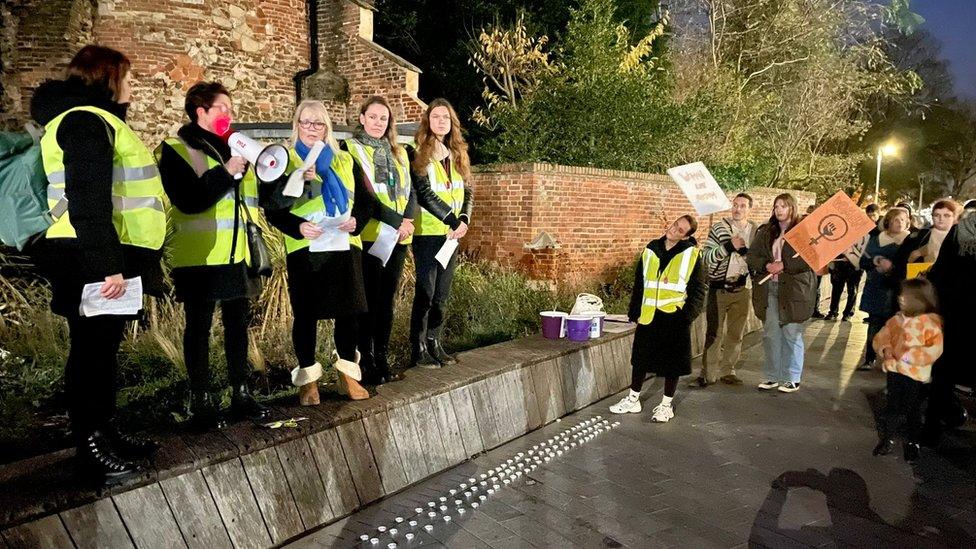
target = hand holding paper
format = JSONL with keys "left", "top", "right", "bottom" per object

{"left": 80, "top": 276, "right": 144, "bottom": 317}
{"left": 284, "top": 140, "right": 325, "bottom": 197}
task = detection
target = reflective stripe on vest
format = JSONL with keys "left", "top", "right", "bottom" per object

{"left": 638, "top": 246, "right": 700, "bottom": 325}
{"left": 282, "top": 147, "right": 362, "bottom": 254}
{"left": 40, "top": 106, "right": 166, "bottom": 250}
{"left": 416, "top": 156, "right": 465, "bottom": 237}
{"left": 157, "top": 137, "right": 260, "bottom": 268}
{"left": 345, "top": 139, "right": 411, "bottom": 244}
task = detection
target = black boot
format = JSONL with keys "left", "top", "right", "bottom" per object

{"left": 107, "top": 422, "right": 159, "bottom": 461}
{"left": 428, "top": 338, "right": 457, "bottom": 365}
{"left": 189, "top": 391, "right": 226, "bottom": 431}
{"left": 412, "top": 339, "right": 440, "bottom": 370}
{"left": 76, "top": 430, "right": 142, "bottom": 480}
{"left": 903, "top": 441, "right": 920, "bottom": 461}
{"left": 229, "top": 385, "right": 271, "bottom": 422}
{"left": 872, "top": 437, "right": 894, "bottom": 456}
{"left": 371, "top": 349, "right": 404, "bottom": 384}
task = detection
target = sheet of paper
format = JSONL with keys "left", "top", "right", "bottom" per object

{"left": 666, "top": 161, "right": 732, "bottom": 216}
{"left": 435, "top": 238, "right": 459, "bottom": 268}
{"left": 307, "top": 210, "right": 351, "bottom": 252}
{"left": 367, "top": 222, "right": 399, "bottom": 267}
{"left": 283, "top": 141, "right": 326, "bottom": 197}
{"left": 79, "top": 276, "right": 143, "bottom": 317}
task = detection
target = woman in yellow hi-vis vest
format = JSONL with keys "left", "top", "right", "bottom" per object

{"left": 265, "top": 100, "right": 371, "bottom": 403}
{"left": 156, "top": 82, "right": 272, "bottom": 430}
{"left": 29, "top": 46, "right": 167, "bottom": 479}
{"left": 610, "top": 215, "right": 707, "bottom": 422}
{"left": 408, "top": 99, "right": 473, "bottom": 368}
{"left": 341, "top": 96, "right": 415, "bottom": 386}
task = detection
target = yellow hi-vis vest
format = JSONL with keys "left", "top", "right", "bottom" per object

{"left": 155, "top": 137, "right": 259, "bottom": 268}
{"left": 415, "top": 154, "right": 465, "bottom": 237}
{"left": 283, "top": 147, "right": 362, "bottom": 253}
{"left": 41, "top": 106, "right": 166, "bottom": 250}
{"left": 344, "top": 139, "right": 412, "bottom": 245}
{"left": 638, "top": 246, "right": 700, "bottom": 325}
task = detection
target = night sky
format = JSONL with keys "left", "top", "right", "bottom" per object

{"left": 913, "top": 0, "right": 976, "bottom": 99}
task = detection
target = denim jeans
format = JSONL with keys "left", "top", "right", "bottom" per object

{"left": 762, "top": 282, "right": 806, "bottom": 383}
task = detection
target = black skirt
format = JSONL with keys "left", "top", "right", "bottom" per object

{"left": 172, "top": 262, "right": 260, "bottom": 303}
{"left": 286, "top": 247, "right": 368, "bottom": 319}
{"left": 631, "top": 311, "right": 693, "bottom": 377}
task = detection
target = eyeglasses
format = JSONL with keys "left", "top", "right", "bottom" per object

{"left": 208, "top": 103, "right": 234, "bottom": 116}
{"left": 299, "top": 120, "right": 326, "bottom": 130}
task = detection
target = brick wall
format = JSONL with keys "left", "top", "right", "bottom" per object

{"left": 462, "top": 163, "right": 816, "bottom": 283}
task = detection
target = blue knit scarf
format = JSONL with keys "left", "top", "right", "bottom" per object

{"left": 296, "top": 140, "right": 348, "bottom": 216}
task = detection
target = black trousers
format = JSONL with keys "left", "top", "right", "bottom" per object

{"left": 630, "top": 366, "right": 679, "bottom": 397}
{"left": 293, "top": 314, "right": 359, "bottom": 367}
{"left": 65, "top": 314, "right": 126, "bottom": 441}
{"left": 813, "top": 275, "right": 824, "bottom": 314}
{"left": 411, "top": 235, "right": 458, "bottom": 343}
{"left": 358, "top": 242, "right": 407, "bottom": 372}
{"left": 183, "top": 298, "right": 249, "bottom": 391}
{"left": 865, "top": 320, "right": 884, "bottom": 364}
{"left": 881, "top": 372, "right": 925, "bottom": 442}
{"left": 829, "top": 266, "right": 862, "bottom": 316}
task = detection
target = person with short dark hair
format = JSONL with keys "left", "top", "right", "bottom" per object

{"left": 610, "top": 215, "right": 707, "bottom": 422}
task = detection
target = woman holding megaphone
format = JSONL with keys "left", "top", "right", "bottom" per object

{"left": 265, "top": 100, "right": 371, "bottom": 403}
{"left": 342, "top": 96, "right": 415, "bottom": 386}
{"left": 156, "top": 82, "right": 273, "bottom": 429}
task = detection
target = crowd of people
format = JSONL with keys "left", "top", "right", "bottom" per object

{"left": 29, "top": 45, "right": 472, "bottom": 479}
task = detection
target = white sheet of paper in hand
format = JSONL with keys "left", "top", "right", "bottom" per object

{"left": 367, "top": 222, "right": 399, "bottom": 267}
{"left": 79, "top": 276, "right": 144, "bottom": 317}
{"left": 308, "top": 210, "right": 351, "bottom": 252}
{"left": 283, "top": 141, "right": 326, "bottom": 197}
{"left": 435, "top": 238, "right": 459, "bottom": 268}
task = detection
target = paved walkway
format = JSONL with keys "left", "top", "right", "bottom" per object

{"left": 288, "top": 316, "right": 976, "bottom": 548}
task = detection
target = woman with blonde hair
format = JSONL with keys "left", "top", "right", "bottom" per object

{"left": 342, "top": 96, "right": 415, "bottom": 385}
{"left": 407, "top": 99, "right": 474, "bottom": 368}
{"left": 265, "top": 100, "right": 371, "bottom": 402}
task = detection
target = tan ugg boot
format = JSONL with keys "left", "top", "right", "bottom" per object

{"left": 291, "top": 362, "right": 323, "bottom": 406}
{"left": 334, "top": 351, "right": 369, "bottom": 400}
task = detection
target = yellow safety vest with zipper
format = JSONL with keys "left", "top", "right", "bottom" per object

{"left": 638, "top": 246, "right": 700, "bottom": 325}
{"left": 41, "top": 106, "right": 166, "bottom": 249}
{"left": 283, "top": 147, "right": 361, "bottom": 254}
{"left": 415, "top": 153, "right": 465, "bottom": 237}
{"left": 344, "top": 139, "right": 412, "bottom": 245}
{"left": 155, "top": 138, "right": 259, "bottom": 268}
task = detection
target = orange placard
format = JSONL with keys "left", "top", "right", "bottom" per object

{"left": 784, "top": 191, "right": 876, "bottom": 272}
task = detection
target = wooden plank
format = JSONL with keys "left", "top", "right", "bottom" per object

{"left": 483, "top": 374, "right": 515, "bottom": 444}
{"left": 1, "top": 515, "right": 74, "bottom": 549}
{"left": 409, "top": 399, "right": 449, "bottom": 474}
{"left": 335, "top": 420, "right": 385, "bottom": 505}
{"left": 362, "top": 411, "right": 409, "bottom": 494}
{"left": 113, "top": 483, "right": 187, "bottom": 549}
{"left": 530, "top": 359, "right": 563, "bottom": 425}
{"left": 274, "top": 438, "right": 335, "bottom": 532}
{"left": 588, "top": 344, "right": 611, "bottom": 399}
{"left": 556, "top": 352, "right": 582, "bottom": 412}
{"left": 429, "top": 392, "right": 467, "bottom": 466}
{"left": 613, "top": 336, "right": 634, "bottom": 393}
{"left": 602, "top": 340, "right": 626, "bottom": 393}
{"left": 467, "top": 379, "right": 501, "bottom": 450}
{"left": 158, "top": 471, "right": 232, "bottom": 549}
{"left": 202, "top": 458, "right": 272, "bottom": 549}
{"left": 306, "top": 429, "right": 360, "bottom": 517}
{"left": 60, "top": 498, "right": 135, "bottom": 549}
{"left": 517, "top": 366, "right": 543, "bottom": 431}
{"left": 386, "top": 405, "right": 429, "bottom": 483}
{"left": 499, "top": 370, "right": 528, "bottom": 439}
{"left": 240, "top": 447, "right": 304, "bottom": 544}
{"left": 450, "top": 386, "right": 485, "bottom": 457}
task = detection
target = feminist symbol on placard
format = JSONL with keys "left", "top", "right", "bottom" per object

{"left": 809, "top": 214, "right": 848, "bottom": 246}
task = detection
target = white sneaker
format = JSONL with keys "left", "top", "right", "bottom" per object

{"left": 651, "top": 404, "right": 674, "bottom": 423}
{"left": 757, "top": 380, "right": 780, "bottom": 390}
{"left": 610, "top": 394, "right": 642, "bottom": 414}
{"left": 778, "top": 382, "right": 800, "bottom": 393}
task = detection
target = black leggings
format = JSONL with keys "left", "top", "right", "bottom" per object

{"left": 631, "top": 367, "right": 678, "bottom": 398}
{"left": 65, "top": 314, "right": 126, "bottom": 441}
{"left": 292, "top": 314, "right": 359, "bottom": 367}
{"left": 881, "top": 372, "right": 925, "bottom": 441}
{"left": 358, "top": 242, "right": 407, "bottom": 369}
{"left": 411, "top": 235, "right": 458, "bottom": 341}
{"left": 183, "top": 298, "right": 249, "bottom": 390}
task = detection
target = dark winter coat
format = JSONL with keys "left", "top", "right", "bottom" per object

{"left": 927, "top": 225, "right": 976, "bottom": 387}
{"left": 857, "top": 232, "right": 904, "bottom": 322}
{"left": 28, "top": 77, "right": 165, "bottom": 317}
{"left": 407, "top": 148, "right": 474, "bottom": 231}
{"left": 746, "top": 223, "right": 816, "bottom": 324}
{"left": 627, "top": 237, "right": 707, "bottom": 377}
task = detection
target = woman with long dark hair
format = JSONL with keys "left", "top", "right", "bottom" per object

{"left": 30, "top": 45, "right": 167, "bottom": 479}
{"left": 747, "top": 194, "right": 816, "bottom": 393}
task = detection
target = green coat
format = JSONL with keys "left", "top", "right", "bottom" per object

{"left": 746, "top": 223, "right": 816, "bottom": 324}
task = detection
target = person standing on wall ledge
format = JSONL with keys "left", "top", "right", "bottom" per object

{"left": 610, "top": 215, "right": 707, "bottom": 422}
{"left": 342, "top": 95, "right": 415, "bottom": 386}
{"left": 407, "top": 99, "right": 474, "bottom": 369}
{"left": 155, "top": 82, "right": 271, "bottom": 430}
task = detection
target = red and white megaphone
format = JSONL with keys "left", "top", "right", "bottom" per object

{"left": 215, "top": 115, "right": 288, "bottom": 183}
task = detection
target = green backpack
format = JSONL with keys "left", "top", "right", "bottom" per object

{"left": 0, "top": 124, "right": 59, "bottom": 250}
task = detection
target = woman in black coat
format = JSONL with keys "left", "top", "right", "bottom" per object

{"left": 609, "top": 215, "right": 707, "bottom": 422}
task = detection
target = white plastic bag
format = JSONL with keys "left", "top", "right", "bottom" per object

{"left": 570, "top": 293, "right": 604, "bottom": 316}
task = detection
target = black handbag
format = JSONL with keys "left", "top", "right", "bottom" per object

{"left": 240, "top": 201, "right": 272, "bottom": 278}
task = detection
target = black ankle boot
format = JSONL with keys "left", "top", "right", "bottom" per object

{"left": 412, "top": 340, "right": 440, "bottom": 369}
{"left": 427, "top": 338, "right": 457, "bottom": 365}
{"left": 903, "top": 442, "right": 920, "bottom": 461}
{"left": 76, "top": 430, "right": 142, "bottom": 480}
{"left": 107, "top": 422, "right": 159, "bottom": 460}
{"left": 873, "top": 437, "right": 894, "bottom": 456}
{"left": 230, "top": 385, "right": 271, "bottom": 422}
{"left": 372, "top": 350, "right": 403, "bottom": 384}
{"left": 189, "top": 391, "right": 226, "bottom": 431}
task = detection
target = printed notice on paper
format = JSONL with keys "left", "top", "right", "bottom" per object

{"left": 367, "top": 222, "right": 399, "bottom": 267}
{"left": 308, "top": 210, "right": 351, "bottom": 252}
{"left": 79, "top": 276, "right": 143, "bottom": 317}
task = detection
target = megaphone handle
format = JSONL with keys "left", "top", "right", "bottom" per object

{"left": 231, "top": 150, "right": 244, "bottom": 180}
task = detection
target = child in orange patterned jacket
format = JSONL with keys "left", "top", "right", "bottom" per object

{"left": 871, "top": 278, "right": 943, "bottom": 461}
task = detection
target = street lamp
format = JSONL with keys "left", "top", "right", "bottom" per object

{"left": 874, "top": 142, "right": 899, "bottom": 203}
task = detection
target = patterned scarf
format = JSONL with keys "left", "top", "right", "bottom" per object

{"left": 958, "top": 214, "right": 976, "bottom": 257}
{"left": 353, "top": 127, "right": 402, "bottom": 203}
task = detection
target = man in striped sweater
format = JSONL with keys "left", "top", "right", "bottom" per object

{"left": 692, "top": 193, "right": 758, "bottom": 387}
